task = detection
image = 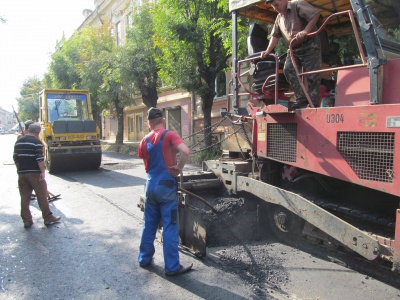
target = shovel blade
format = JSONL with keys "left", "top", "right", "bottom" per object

{"left": 179, "top": 204, "right": 206, "bottom": 257}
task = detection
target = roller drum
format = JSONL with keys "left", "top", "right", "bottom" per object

{"left": 46, "top": 148, "right": 101, "bottom": 173}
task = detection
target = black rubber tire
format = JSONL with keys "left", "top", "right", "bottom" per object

{"left": 268, "top": 204, "right": 305, "bottom": 241}
{"left": 45, "top": 148, "right": 56, "bottom": 173}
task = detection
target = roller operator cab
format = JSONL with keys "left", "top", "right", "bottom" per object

{"left": 39, "top": 89, "right": 102, "bottom": 173}
{"left": 201, "top": 0, "right": 400, "bottom": 273}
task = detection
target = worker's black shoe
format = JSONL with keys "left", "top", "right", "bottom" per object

{"left": 24, "top": 222, "right": 33, "bottom": 229}
{"left": 165, "top": 263, "right": 193, "bottom": 276}
{"left": 44, "top": 215, "right": 61, "bottom": 225}
{"left": 139, "top": 259, "right": 153, "bottom": 268}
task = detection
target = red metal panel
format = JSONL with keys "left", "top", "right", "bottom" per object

{"left": 257, "top": 104, "right": 400, "bottom": 197}
{"left": 335, "top": 67, "right": 370, "bottom": 106}
{"left": 256, "top": 115, "right": 267, "bottom": 157}
{"left": 335, "top": 59, "right": 400, "bottom": 106}
{"left": 383, "top": 59, "right": 400, "bottom": 105}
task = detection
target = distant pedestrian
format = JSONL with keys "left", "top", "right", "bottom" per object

{"left": 17, "top": 120, "right": 36, "bottom": 200}
{"left": 13, "top": 123, "right": 61, "bottom": 228}
{"left": 138, "top": 107, "right": 192, "bottom": 276}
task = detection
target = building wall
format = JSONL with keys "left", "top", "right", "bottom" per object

{"left": 123, "top": 89, "right": 192, "bottom": 142}
{"left": 101, "top": 111, "right": 118, "bottom": 140}
{"left": 0, "top": 108, "right": 15, "bottom": 130}
{"left": 80, "top": 0, "right": 154, "bottom": 45}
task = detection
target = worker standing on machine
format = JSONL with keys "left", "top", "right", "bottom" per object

{"left": 13, "top": 123, "right": 61, "bottom": 228}
{"left": 262, "top": 0, "right": 321, "bottom": 109}
{"left": 137, "top": 107, "right": 192, "bottom": 276}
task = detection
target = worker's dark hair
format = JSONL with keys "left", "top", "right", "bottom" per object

{"left": 147, "top": 107, "right": 163, "bottom": 120}
{"left": 24, "top": 120, "right": 34, "bottom": 130}
{"left": 28, "top": 123, "right": 41, "bottom": 134}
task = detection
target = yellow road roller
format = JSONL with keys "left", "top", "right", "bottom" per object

{"left": 39, "top": 88, "right": 102, "bottom": 173}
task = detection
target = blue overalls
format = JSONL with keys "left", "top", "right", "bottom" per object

{"left": 138, "top": 130, "right": 180, "bottom": 273}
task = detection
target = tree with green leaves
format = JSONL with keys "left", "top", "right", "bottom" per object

{"left": 123, "top": 2, "right": 160, "bottom": 109}
{"left": 98, "top": 44, "right": 133, "bottom": 145}
{"left": 47, "top": 26, "right": 110, "bottom": 121}
{"left": 74, "top": 24, "right": 116, "bottom": 125}
{"left": 16, "top": 76, "right": 42, "bottom": 122}
{"left": 48, "top": 34, "right": 82, "bottom": 90}
{"left": 47, "top": 22, "right": 134, "bottom": 144}
{"left": 153, "top": 0, "right": 231, "bottom": 147}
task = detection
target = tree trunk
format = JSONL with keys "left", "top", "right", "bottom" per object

{"left": 141, "top": 85, "right": 158, "bottom": 109}
{"left": 114, "top": 96, "right": 124, "bottom": 145}
{"left": 202, "top": 92, "right": 215, "bottom": 148}
{"left": 200, "top": 68, "right": 217, "bottom": 148}
{"left": 92, "top": 107, "right": 99, "bottom": 126}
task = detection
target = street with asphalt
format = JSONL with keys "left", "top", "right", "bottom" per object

{"left": 1, "top": 133, "right": 399, "bottom": 299}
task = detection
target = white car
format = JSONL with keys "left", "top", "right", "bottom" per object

{"left": 8, "top": 122, "right": 24, "bottom": 133}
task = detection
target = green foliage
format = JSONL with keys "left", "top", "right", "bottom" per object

{"left": 153, "top": 0, "right": 230, "bottom": 95}
{"left": 386, "top": 27, "right": 400, "bottom": 44}
{"left": 153, "top": 0, "right": 231, "bottom": 147}
{"left": 16, "top": 76, "right": 42, "bottom": 122}
{"left": 46, "top": 22, "right": 135, "bottom": 144}
{"left": 48, "top": 34, "right": 82, "bottom": 89}
{"left": 75, "top": 24, "right": 116, "bottom": 115}
{"left": 123, "top": 3, "right": 160, "bottom": 108}
{"left": 193, "top": 147, "right": 222, "bottom": 165}
{"left": 331, "top": 35, "right": 360, "bottom": 62}
{"left": 47, "top": 22, "right": 136, "bottom": 134}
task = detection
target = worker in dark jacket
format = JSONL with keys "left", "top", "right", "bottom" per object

{"left": 137, "top": 107, "right": 192, "bottom": 276}
{"left": 17, "top": 120, "right": 36, "bottom": 200}
{"left": 13, "top": 123, "right": 61, "bottom": 228}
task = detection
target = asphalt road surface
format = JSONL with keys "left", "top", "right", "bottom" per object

{"left": 1, "top": 133, "right": 399, "bottom": 299}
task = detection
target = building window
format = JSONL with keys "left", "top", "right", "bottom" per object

{"left": 116, "top": 21, "right": 122, "bottom": 46}
{"left": 215, "top": 71, "right": 227, "bottom": 98}
{"left": 135, "top": 115, "right": 143, "bottom": 133}
{"left": 127, "top": 13, "right": 132, "bottom": 28}
{"left": 128, "top": 116, "right": 134, "bottom": 133}
{"left": 165, "top": 107, "right": 181, "bottom": 136}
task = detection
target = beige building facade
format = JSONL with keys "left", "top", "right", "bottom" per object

{"left": 0, "top": 107, "right": 15, "bottom": 131}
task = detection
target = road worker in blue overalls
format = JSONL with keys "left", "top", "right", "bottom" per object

{"left": 138, "top": 107, "right": 192, "bottom": 276}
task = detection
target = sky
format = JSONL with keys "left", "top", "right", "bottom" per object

{"left": 0, "top": 0, "right": 95, "bottom": 113}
